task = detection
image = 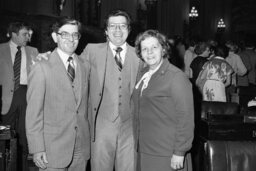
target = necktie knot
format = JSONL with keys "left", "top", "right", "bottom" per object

{"left": 67, "top": 56, "right": 73, "bottom": 62}
{"left": 17, "top": 46, "right": 21, "bottom": 51}
{"left": 115, "top": 47, "right": 123, "bottom": 53}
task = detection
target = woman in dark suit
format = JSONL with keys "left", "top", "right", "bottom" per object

{"left": 133, "top": 30, "right": 194, "bottom": 171}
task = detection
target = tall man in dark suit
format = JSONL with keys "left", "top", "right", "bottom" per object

{"left": 80, "top": 10, "right": 140, "bottom": 171}
{"left": 0, "top": 22, "right": 39, "bottom": 171}
{"left": 26, "top": 17, "right": 90, "bottom": 171}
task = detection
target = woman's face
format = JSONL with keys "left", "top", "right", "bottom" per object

{"left": 141, "top": 36, "right": 163, "bottom": 70}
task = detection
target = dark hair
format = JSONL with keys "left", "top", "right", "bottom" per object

{"left": 194, "top": 42, "right": 210, "bottom": 55}
{"left": 7, "top": 22, "right": 30, "bottom": 37}
{"left": 214, "top": 45, "right": 229, "bottom": 58}
{"left": 135, "top": 29, "right": 170, "bottom": 59}
{"left": 225, "top": 40, "right": 238, "bottom": 53}
{"left": 52, "top": 16, "right": 81, "bottom": 33}
{"left": 104, "top": 9, "right": 131, "bottom": 31}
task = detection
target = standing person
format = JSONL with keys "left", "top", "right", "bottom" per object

{"left": 225, "top": 41, "right": 247, "bottom": 102}
{"left": 190, "top": 42, "right": 210, "bottom": 83}
{"left": 80, "top": 10, "right": 140, "bottom": 171}
{"left": 197, "top": 45, "right": 233, "bottom": 102}
{"left": 133, "top": 30, "right": 194, "bottom": 171}
{"left": 35, "top": 9, "right": 140, "bottom": 171}
{"left": 26, "top": 17, "right": 90, "bottom": 171}
{"left": 0, "top": 21, "right": 38, "bottom": 171}
{"left": 184, "top": 39, "right": 197, "bottom": 78}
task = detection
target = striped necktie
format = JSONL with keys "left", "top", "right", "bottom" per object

{"left": 67, "top": 57, "right": 75, "bottom": 82}
{"left": 114, "top": 47, "right": 123, "bottom": 71}
{"left": 13, "top": 46, "right": 21, "bottom": 91}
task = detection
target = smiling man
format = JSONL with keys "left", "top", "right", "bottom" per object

{"left": 80, "top": 10, "right": 141, "bottom": 171}
{"left": 26, "top": 17, "right": 90, "bottom": 171}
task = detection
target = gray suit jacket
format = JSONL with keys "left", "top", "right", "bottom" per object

{"left": 80, "top": 42, "right": 140, "bottom": 141}
{"left": 26, "top": 49, "right": 90, "bottom": 168}
{"left": 0, "top": 42, "right": 38, "bottom": 114}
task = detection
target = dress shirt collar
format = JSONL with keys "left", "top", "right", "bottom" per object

{"left": 57, "top": 48, "right": 76, "bottom": 69}
{"left": 109, "top": 42, "right": 127, "bottom": 63}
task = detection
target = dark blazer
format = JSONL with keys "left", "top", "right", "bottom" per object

{"left": 133, "top": 59, "right": 194, "bottom": 156}
{"left": 0, "top": 42, "right": 38, "bottom": 114}
{"left": 26, "top": 49, "right": 90, "bottom": 168}
{"left": 79, "top": 42, "right": 140, "bottom": 141}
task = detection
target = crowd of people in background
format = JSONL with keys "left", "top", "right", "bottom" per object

{"left": 1, "top": 8, "right": 256, "bottom": 171}
{"left": 168, "top": 36, "right": 256, "bottom": 107}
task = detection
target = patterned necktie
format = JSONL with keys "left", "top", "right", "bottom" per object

{"left": 114, "top": 47, "right": 123, "bottom": 71}
{"left": 13, "top": 46, "right": 21, "bottom": 91}
{"left": 67, "top": 57, "right": 75, "bottom": 82}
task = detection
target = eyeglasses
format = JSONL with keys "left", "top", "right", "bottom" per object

{"left": 108, "top": 23, "right": 128, "bottom": 30}
{"left": 57, "top": 32, "right": 81, "bottom": 40}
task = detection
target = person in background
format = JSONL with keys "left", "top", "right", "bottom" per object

{"left": 80, "top": 9, "right": 140, "bottom": 171}
{"left": 225, "top": 40, "right": 247, "bottom": 102}
{"left": 190, "top": 42, "right": 211, "bottom": 83}
{"left": 26, "top": 16, "right": 90, "bottom": 171}
{"left": 197, "top": 45, "right": 233, "bottom": 102}
{"left": 236, "top": 41, "right": 252, "bottom": 110}
{"left": 0, "top": 21, "right": 38, "bottom": 171}
{"left": 184, "top": 38, "right": 197, "bottom": 78}
{"left": 133, "top": 30, "right": 194, "bottom": 171}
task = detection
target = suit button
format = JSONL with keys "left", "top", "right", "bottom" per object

{"left": 119, "top": 77, "right": 121, "bottom": 81}
{"left": 76, "top": 111, "right": 78, "bottom": 114}
{"left": 11, "top": 90, "right": 14, "bottom": 93}
{"left": 94, "top": 108, "right": 97, "bottom": 111}
{"left": 99, "top": 93, "right": 102, "bottom": 97}
{"left": 119, "top": 103, "right": 122, "bottom": 106}
{"left": 74, "top": 126, "right": 77, "bottom": 130}
{"left": 119, "top": 86, "right": 122, "bottom": 89}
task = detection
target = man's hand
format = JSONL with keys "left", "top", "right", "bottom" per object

{"left": 33, "top": 151, "right": 48, "bottom": 169}
{"left": 170, "top": 154, "right": 184, "bottom": 170}
{"left": 32, "top": 51, "right": 51, "bottom": 64}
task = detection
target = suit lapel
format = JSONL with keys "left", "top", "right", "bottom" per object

{"left": 25, "top": 46, "right": 33, "bottom": 73}
{"left": 50, "top": 50, "right": 76, "bottom": 104}
{"left": 126, "top": 45, "right": 140, "bottom": 94}
{"left": 74, "top": 55, "right": 82, "bottom": 109}
{"left": 97, "top": 43, "right": 109, "bottom": 91}
{"left": 3, "top": 43, "right": 13, "bottom": 75}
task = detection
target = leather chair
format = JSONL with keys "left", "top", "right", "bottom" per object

{"left": 204, "top": 141, "right": 256, "bottom": 171}
{"left": 201, "top": 101, "right": 240, "bottom": 119}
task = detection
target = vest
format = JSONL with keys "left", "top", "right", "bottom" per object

{"left": 98, "top": 52, "right": 132, "bottom": 122}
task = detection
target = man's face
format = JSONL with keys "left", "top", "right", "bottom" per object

{"left": 11, "top": 28, "right": 30, "bottom": 46}
{"left": 105, "top": 16, "right": 129, "bottom": 46}
{"left": 52, "top": 24, "right": 80, "bottom": 55}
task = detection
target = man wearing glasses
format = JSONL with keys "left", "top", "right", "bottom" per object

{"left": 26, "top": 16, "right": 90, "bottom": 171}
{"left": 80, "top": 9, "right": 140, "bottom": 171}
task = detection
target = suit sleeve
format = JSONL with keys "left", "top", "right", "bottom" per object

{"left": 170, "top": 72, "right": 194, "bottom": 156}
{"left": 26, "top": 63, "right": 46, "bottom": 154}
{"left": 79, "top": 44, "right": 91, "bottom": 64}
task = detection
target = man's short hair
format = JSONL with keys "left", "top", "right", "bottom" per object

{"left": 51, "top": 16, "right": 81, "bottom": 33}
{"left": 7, "top": 22, "right": 30, "bottom": 37}
{"left": 104, "top": 9, "right": 132, "bottom": 31}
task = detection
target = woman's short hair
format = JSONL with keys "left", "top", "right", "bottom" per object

{"left": 214, "top": 45, "right": 229, "bottom": 58}
{"left": 225, "top": 40, "right": 238, "bottom": 53}
{"left": 135, "top": 29, "right": 170, "bottom": 59}
{"left": 194, "top": 42, "right": 210, "bottom": 55}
